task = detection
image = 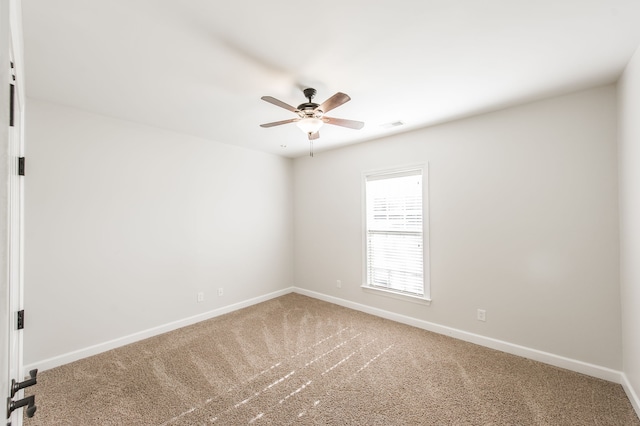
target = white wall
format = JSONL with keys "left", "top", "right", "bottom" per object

{"left": 294, "top": 86, "right": 621, "bottom": 370}
{"left": 23, "top": 99, "right": 294, "bottom": 366}
{"left": 619, "top": 46, "right": 640, "bottom": 412}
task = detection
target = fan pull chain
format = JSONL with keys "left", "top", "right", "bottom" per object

{"left": 310, "top": 140, "right": 314, "bottom": 157}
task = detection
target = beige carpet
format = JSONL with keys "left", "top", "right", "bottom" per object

{"left": 25, "top": 293, "right": 639, "bottom": 425}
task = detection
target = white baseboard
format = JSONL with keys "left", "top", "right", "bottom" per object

{"left": 622, "top": 373, "right": 640, "bottom": 418}
{"left": 26, "top": 287, "right": 295, "bottom": 373}
{"left": 293, "top": 288, "right": 624, "bottom": 384}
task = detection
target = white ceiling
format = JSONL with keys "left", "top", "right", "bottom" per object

{"left": 21, "top": 0, "right": 640, "bottom": 158}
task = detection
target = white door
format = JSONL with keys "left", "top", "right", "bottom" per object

{"left": 3, "top": 1, "right": 31, "bottom": 424}
{"left": 7, "top": 50, "right": 27, "bottom": 425}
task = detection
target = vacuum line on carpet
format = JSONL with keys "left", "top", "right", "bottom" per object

{"left": 279, "top": 380, "right": 313, "bottom": 404}
{"left": 291, "top": 327, "right": 351, "bottom": 359}
{"left": 304, "top": 333, "right": 362, "bottom": 368}
{"left": 234, "top": 370, "right": 296, "bottom": 408}
{"left": 221, "top": 333, "right": 381, "bottom": 424}
{"left": 162, "top": 328, "right": 365, "bottom": 425}
{"left": 248, "top": 412, "right": 264, "bottom": 423}
{"left": 357, "top": 344, "right": 394, "bottom": 374}
{"left": 322, "top": 338, "right": 377, "bottom": 376}
{"left": 287, "top": 344, "right": 395, "bottom": 425}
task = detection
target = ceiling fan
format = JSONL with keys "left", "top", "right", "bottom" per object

{"left": 260, "top": 88, "right": 364, "bottom": 156}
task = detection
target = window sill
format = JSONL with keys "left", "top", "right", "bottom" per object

{"left": 361, "top": 285, "right": 431, "bottom": 306}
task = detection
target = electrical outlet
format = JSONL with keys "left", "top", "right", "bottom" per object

{"left": 336, "top": 280, "right": 342, "bottom": 288}
{"left": 218, "top": 288, "right": 224, "bottom": 296}
{"left": 477, "top": 309, "right": 486, "bottom": 322}
{"left": 197, "top": 292, "right": 204, "bottom": 303}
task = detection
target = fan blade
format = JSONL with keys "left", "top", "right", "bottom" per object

{"left": 319, "top": 92, "right": 351, "bottom": 113}
{"left": 308, "top": 131, "right": 320, "bottom": 140}
{"left": 261, "top": 96, "right": 298, "bottom": 113}
{"left": 323, "top": 116, "right": 364, "bottom": 130}
{"left": 260, "top": 118, "right": 299, "bottom": 128}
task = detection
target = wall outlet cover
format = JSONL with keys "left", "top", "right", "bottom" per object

{"left": 477, "top": 309, "right": 486, "bottom": 322}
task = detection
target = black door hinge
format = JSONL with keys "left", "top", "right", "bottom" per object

{"left": 18, "top": 157, "right": 24, "bottom": 176}
{"left": 17, "top": 310, "right": 24, "bottom": 330}
{"left": 9, "top": 83, "right": 15, "bottom": 128}
{"left": 9, "top": 62, "right": 16, "bottom": 128}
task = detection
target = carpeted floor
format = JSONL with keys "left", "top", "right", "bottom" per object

{"left": 25, "top": 293, "right": 640, "bottom": 425}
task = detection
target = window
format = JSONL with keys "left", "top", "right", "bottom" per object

{"left": 363, "top": 166, "right": 429, "bottom": 301}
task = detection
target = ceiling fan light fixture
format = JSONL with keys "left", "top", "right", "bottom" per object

{"left": 296, "top": 117, "right": 323, "bottom": 134}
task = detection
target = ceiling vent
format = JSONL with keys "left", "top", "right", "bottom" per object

{"left": 381, "top": 120, "right": 404, "bottom": 128}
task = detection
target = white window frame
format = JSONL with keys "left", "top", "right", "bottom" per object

{"left": 361, "top": 164, "right": 431, "bottom": 304}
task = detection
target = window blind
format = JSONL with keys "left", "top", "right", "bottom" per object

{"left": 365, "top": 170, "right": 424, "bottom": 296}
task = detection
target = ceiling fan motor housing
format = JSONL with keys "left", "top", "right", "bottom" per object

{"left": 297, "top": 104, "right": 322, "bottom": 119}
{"left": 297, "top": 88, "right": 322, "bottom": 117}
